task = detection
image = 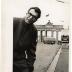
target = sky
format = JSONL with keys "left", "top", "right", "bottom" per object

{"left": 2, "top": 0, "right": 70, "bottom": 41}
{"left": 11, "top": 0, "right": 70, "bottom": 29}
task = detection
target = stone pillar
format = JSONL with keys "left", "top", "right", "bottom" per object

{"left": 40, "top": 30, "right": 43, "bottom": 42}
{"left": 45, "top": 30, "right": 47, "bottom": 37}
{"left": 51, "top": 31, "right": 54, "bottom": 37}
{"left": 56, "top": 31, "right": 58, "bottom": 43}
{"left": 37, "top": 30, "right": 39, "bottom": 42}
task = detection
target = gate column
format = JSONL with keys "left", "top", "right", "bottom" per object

{"left": 40, "top": 30, "right": 43, "bottom": 42}
{"left": 56, "top": 30, "right": 58, "bottom": 43}
{"left": 51, "top": 31, "right": 54, "bottom": 37}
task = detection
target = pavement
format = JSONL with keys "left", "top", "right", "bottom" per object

{"left": 54, "top": 45, "right": 69, "bottom": 72}
{"left": 47, "top": 47, "right": 62, "bottom": 72}
{"left": 33, "top": 42, "right": 61, "bottom": 72}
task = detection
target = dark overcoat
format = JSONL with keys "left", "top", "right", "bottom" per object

{"left": 13, "top": 18, "right": 37, "bottom": 72}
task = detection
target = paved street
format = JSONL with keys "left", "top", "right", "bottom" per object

{"left": 54, "top": 44, "right": 69, "bottom": 72}
{"left": 33, "top": 42, "right": 61, "bottom": 72}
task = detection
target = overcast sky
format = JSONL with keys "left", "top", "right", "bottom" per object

{"left": 3, "top": 0, "right": 70, "bottom": 29}
{"left": 9, "top": 0, "right": 70, "bottom": 29}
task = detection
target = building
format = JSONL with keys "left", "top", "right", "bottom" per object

{"left": 35, "top": 23, "right": 64, "bottom": 43}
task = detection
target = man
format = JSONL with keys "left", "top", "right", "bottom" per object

{"left": 13, "top": 7, "right": 41, "bottom": 72}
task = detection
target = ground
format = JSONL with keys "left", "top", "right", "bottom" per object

{"left": 54, "top": 44, "right": 69, "bottom": 72}
{"left": 33, "top": 42, "right": 61, "bottom": 72}
{"left": 33, "top": 42, "right": 69, "bottom": 72}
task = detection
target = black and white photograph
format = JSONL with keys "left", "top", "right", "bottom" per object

{"left": 1, "top": 0, "right": 71, "bottom": 72}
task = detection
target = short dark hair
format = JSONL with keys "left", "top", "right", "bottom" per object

{"left": 28, "top": 7, "right": 41, "bottom": 18}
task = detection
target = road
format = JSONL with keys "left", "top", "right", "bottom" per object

{"left": 33, "top": 42, "right": 61, "bottom": 72}
{"left": 54, "top": 44, "right": 69, "bottom": 72}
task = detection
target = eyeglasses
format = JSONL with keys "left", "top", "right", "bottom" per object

{"left": 26, "top": 13, "right": 37, "bottom": 20}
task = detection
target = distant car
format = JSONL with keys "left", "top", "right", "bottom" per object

{"left": 61, "top": 35, "right": 69, "bottom": 43}
{"left": 43, "top": 37, "right": 56, "bottom": 44}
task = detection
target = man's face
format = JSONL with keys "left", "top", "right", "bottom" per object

{"left": 25, "top": 9, "right": 38, "bottom": 24}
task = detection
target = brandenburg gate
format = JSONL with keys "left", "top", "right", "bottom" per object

{"left": 35, "top": 24, "right": 64, "bottom": 43}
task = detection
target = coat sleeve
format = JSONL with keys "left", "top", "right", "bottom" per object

{"left": 26, "top": 29, "right": 38, "bottom": 67}
{"left": 13, "top": 18, "right": 19, "bottom": 31}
